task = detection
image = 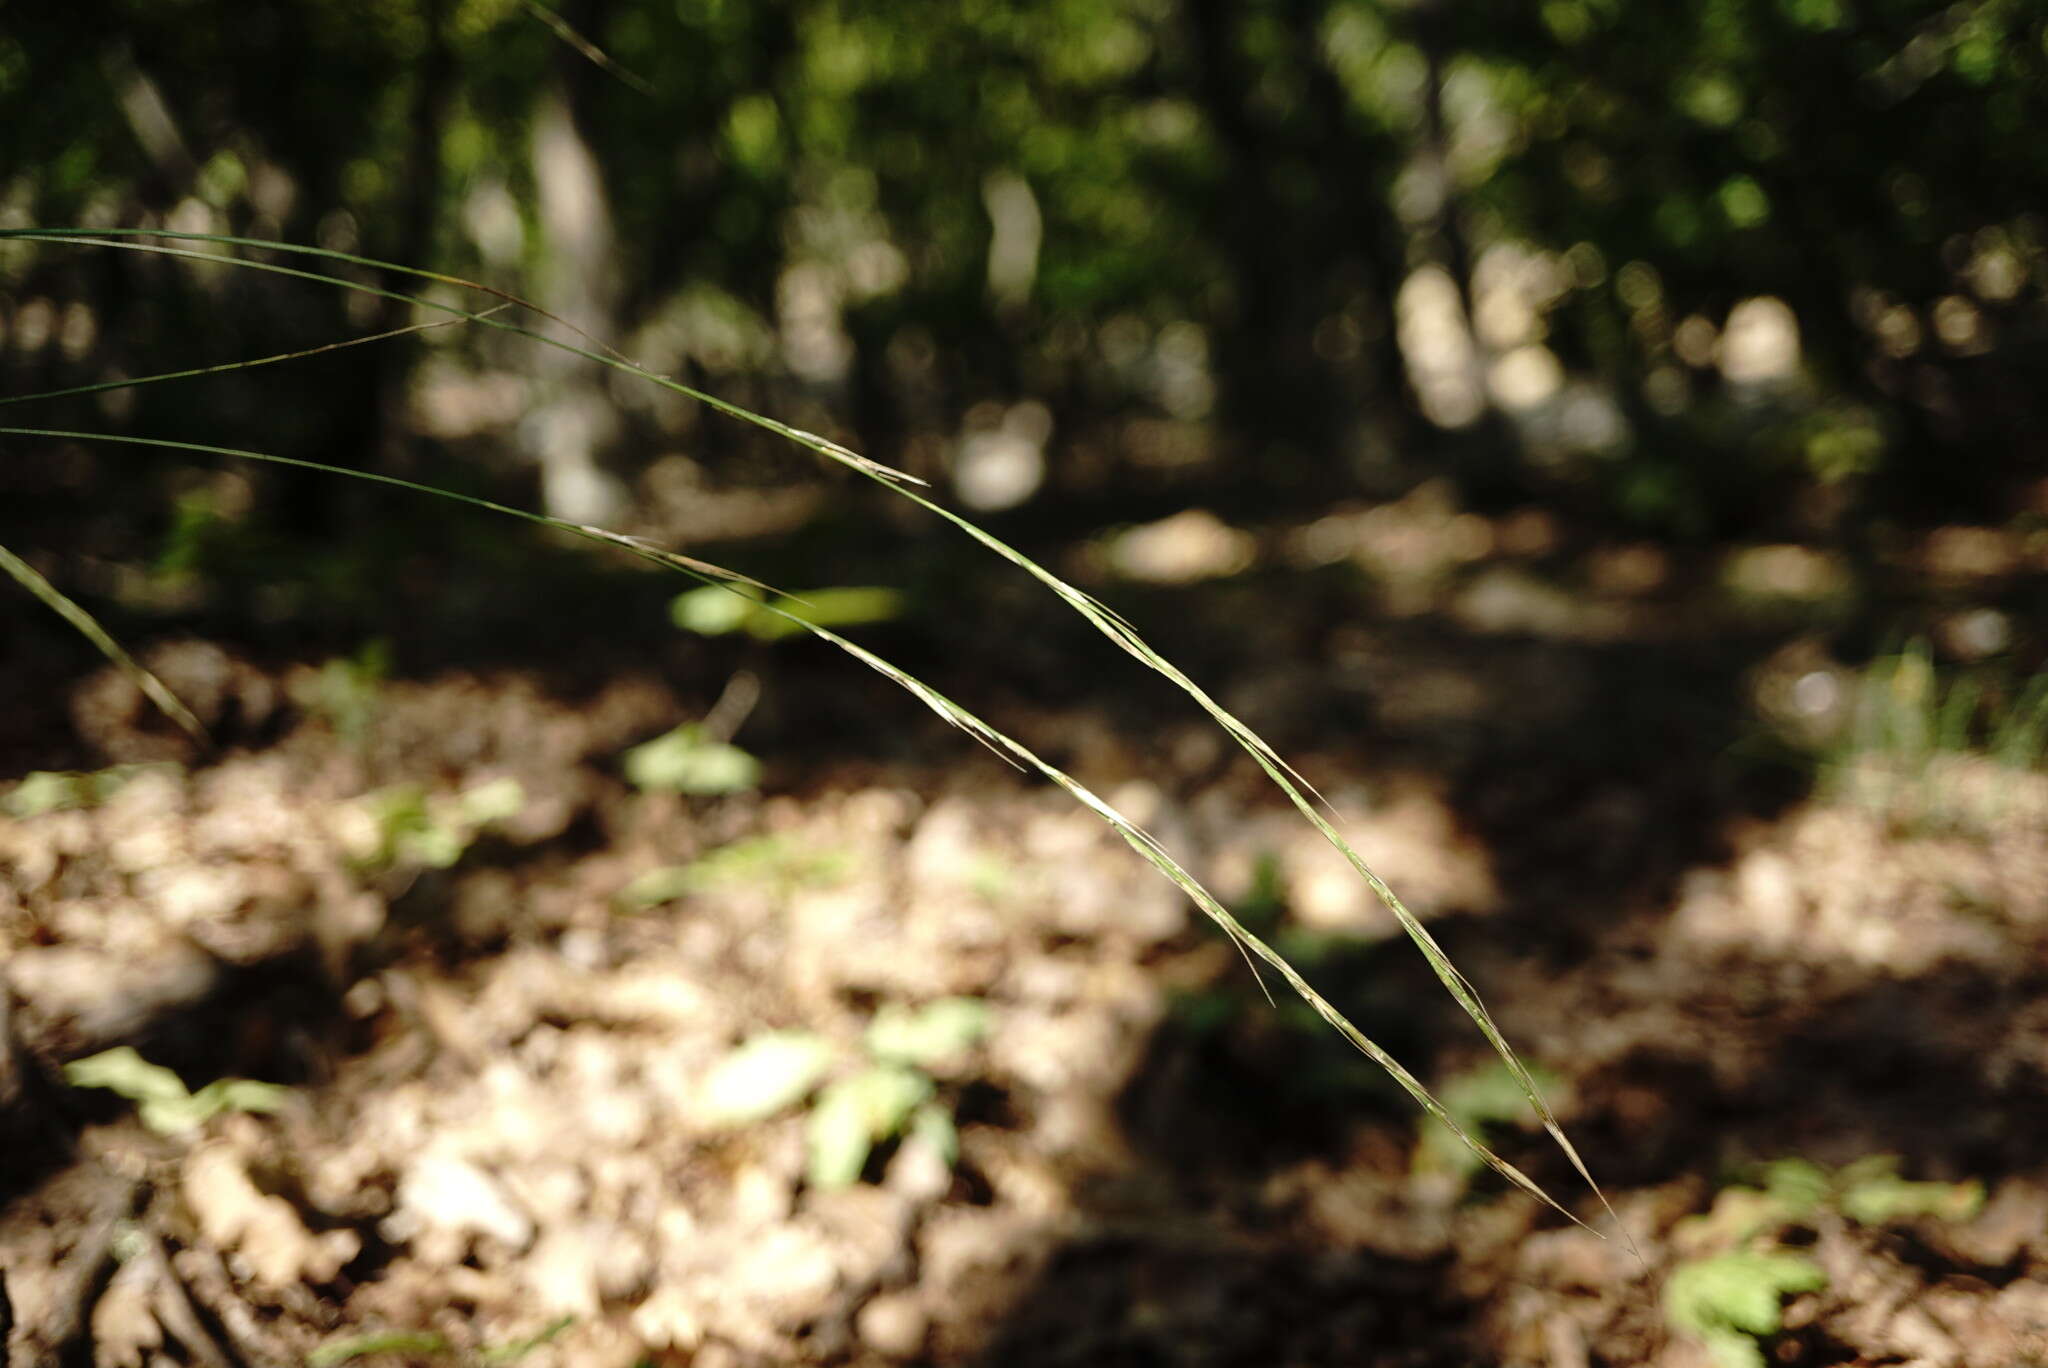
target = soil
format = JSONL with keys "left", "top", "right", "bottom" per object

{"left": 6, "top": 499, "right": 2048, "bottom": 1368}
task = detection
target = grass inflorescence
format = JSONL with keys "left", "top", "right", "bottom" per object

{"left": 0, "top": 226, "right": 1619, "bottom": 1237}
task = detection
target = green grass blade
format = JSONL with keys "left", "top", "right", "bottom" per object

{"left": 0, "top": 308, "right": 498, "bottom": 410}
{"left": 521, "top": 0, "right": 655, "bottom": 95}
{"left": 0, "top": 427, "right": 783, "bottom": 599}
{"left": 1, "top": 230, "right": 928, "bottom": 486}
{"left": 0, "top": 541, "right": 206, "bottom": 742}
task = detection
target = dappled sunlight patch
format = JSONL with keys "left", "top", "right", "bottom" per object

{"left": 1105, "top": 508, "right": 1254, "bottom": 585}
{"left": 1453, "top": 566, "right": 1637, "bottom": 640}
{"left": 1914, "top": 523, "right": 2023, "bottom": 583}
{"left": 1718, "top": 544, "right": 1853, "bottom": 612}
{"left": 1670, "top": 803, "right": 2031, "bottom": 975}
{"left": 1284, "top": 481, "right": 1494, "bottom": 614}
{"left": 1278, "top": 782, "right": 1500, "bottom": 936}
{"left": 1718, "top": 296, "right": 1802, "bottom": 388}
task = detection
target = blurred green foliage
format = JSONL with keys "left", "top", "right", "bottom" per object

{"left": 616, "top": 833, "right": 850, "bottom": 908}
{"left": 1814, "top": 639, "right": 2048, "bottom": 829}
{"left": 622, "top": 722, "right": 762, "bottom": 794}
{"left": 3, "top": 762, "right": 175, "bottom": 817}
{"left": 1665, "top": 1154, "right": 1983, "bottom": 1367}
{"left": 1413, "top": 1057, "right": 1563, "bottom": 1187}
{"left": 5, "top": 0, "right": 2044, "bottom": 554}
{"left": 63, "top": 1045, "right": 288, "bottom": 1135}
{"left": 353, "top": 777, "right": 526, "bottom": 870}
{"left": 1665, "top": 1250, "right": 1827, "bottom": 1368}
{"left": 306, "top": 638, "right": 394, "bottom": 748}
{"left": 693, "top": 998, "right": 990, "bottom": 1190}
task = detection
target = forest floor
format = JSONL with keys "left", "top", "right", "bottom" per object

{"left": 5, "top": 488, "right": 2048, "bottom": 1368}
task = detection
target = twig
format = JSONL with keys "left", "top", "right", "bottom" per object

{"left": 30, "top": 1168, "right": 143, "bottom": 1364}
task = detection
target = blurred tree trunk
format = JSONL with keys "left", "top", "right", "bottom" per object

{"left": 1186, "top": 0, "right": 1422, "bottom": 508}
{"left": 522, "top": 74, "right": 628, "bottom": 524}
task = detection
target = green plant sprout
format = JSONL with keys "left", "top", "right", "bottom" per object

{"left": 618, "top": 835, "right": 852, "bottom": 910}
{"left": 354, "top": 778, "right": 526, "bottom": 871}
{"left": 4, "top": 763, "right": 178, "bottom": 818}
{"left": 1664, "top": 1250, "right": 1827, "bottom": 1368}
{"left": 1823, "top": 638, "right": 2048, "bottom": 828}
{"left": 1664, "top": 1156, "right": 1982, "bottom": 1367}
{"left": 695, "top": 998, "right": 992, "bottom": 1190}
{"left": 622, "top": 724, "right": 762, "bottom": 796}
{"left": 63, "top": 1047, "right": 287, "bottom": 1136}
{"left": 0, "top": 228, "right": 1613, "bottom": 1232}
{"left": 305, "top": 638, "right": 394, "bottom": 748}
{"left": 1414, "top": 1059, "right": 1565, "bottom": 1188}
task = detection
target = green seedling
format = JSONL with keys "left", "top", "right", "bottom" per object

{"left": 308, "top": 638, "right": 392, "bottom": 748}
{"left": 866, "top": 997, "right": 990, "bottom": 1067}
{"left": 617, "top": 835, "right": 850, "bottom": 909}
{"left": 695, "top": 1031, "right": 839, "bottom": 1128}
{"left": 1664, "top": 1250, "right": 1827, "bottom": 1368}
{"left": 614, "top": 865, "right": 698, "bottom": 910}
{"left": 623, "top": 723, "right": 761, "bottom": 796}
{"left": 154, "top": 484, "right": 234, "bottom": 582}
{"left": 695, "top": 998, "right": 991, "bottom": 1190}
{"left": 807, "top": 1064, "right": 939, "bottom": 1189}
{"left": 1415, "top": 1059, "right": 1565, "bottom": 1186}
{"left": 1665, "top": 1156, "right": 1982, "bottom": 1367}
{"left": 4, "top": 763, "right": 176, "bottom": 817}
{"left": 1823, "top": 638, "right": 2048, "bottom": 829}
{"left": 1833, "top": 1154, "right": 1983, "bottom": 1226}
{"left": 63, "top": 1046, "right": 287, "bottom": 1135}
{"left": 966, "top": 851, "right": 1020, "bottom": 904}
{"left": 355, "top": 778, "right": 525, "bottom": 871}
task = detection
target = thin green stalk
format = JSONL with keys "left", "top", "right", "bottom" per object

{"left": 0, "top": 541, "right": 206, "bottom": 742}
{"left": 4, "top": 307, "right": 499, "bottom": 410}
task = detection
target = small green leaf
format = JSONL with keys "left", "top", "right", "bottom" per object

{"left": 865, "top": 998, "right": 991, "bottom": 1068}
{"left": 1665, "top": 1251, "right": 1826, "bottom": 1368}
{"left": 1756, "top": 1158, "right": 1831, "bottom": 1218}
{"left": 459, "top": 777, "right": 526, "bottom": 825}
{"left": 617, "top": 865, "right": 696, "bottom": 908}
{"left": 478, "top": 1315, "right": 576, "bottom": 1364}
{"left": 743, "top": 587, "right": 904, "bottom": 641}
{"left": 683, "top": 836, "right": 849, "bottom": 891}
{"left": 806, "top": 1080, "right": 875, "bottom": 1190}
{"left": 64, "top": 1047, "right": 191, "bottom": 1103}
{"left": 64, "top": 1047, "right": 286, "bottom": 1135}
{"left": 6, "top": 770, "right": 95, "bottom": 817}
{"left": 1416, "top": 1060, "right": 1561, "bottom": 1180}
{"left": 193, "top": 1077, "right": 289, "bottom": 1116}
{"left": 908, "top": 1102, "right": 958, "bottom": 1166}
{"left": 697, "top": 1031, "right": 835, "bottom": 1127}
{"left": 1836, "top": 1156, "right": 1983, "bottom": 1226}
{"left": 805, "top": 1065, "right": 933, "bottom": 1189}
{"left": 624, "top": 724, "right": 762, "bottom": 795}
{"left": 5, "top": 764, "right": 171, "bottom": 817}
